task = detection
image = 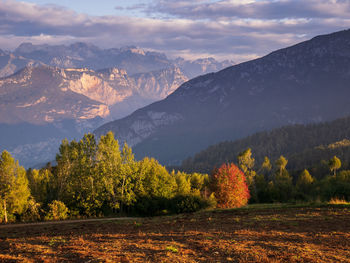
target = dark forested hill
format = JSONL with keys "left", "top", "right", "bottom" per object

{"left": 180, "top": 116, "right": 350, "bottom": 175}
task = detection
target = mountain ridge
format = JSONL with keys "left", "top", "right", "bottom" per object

{"left": 94, "top": 29, "right": 350, "bottom": 165}
{"left": 8, "top": 42, "right": 233, "bottom": 78}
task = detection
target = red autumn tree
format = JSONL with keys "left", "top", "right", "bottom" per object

{"left": 211, "top": 163, "right": 250, "bottom": 208}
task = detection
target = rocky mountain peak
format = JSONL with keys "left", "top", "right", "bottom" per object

{"left": 14, "top": 42, "right": 36, "bottom": 53}
{"left": 69, "top": 42, "right": 99, "bottom": 50}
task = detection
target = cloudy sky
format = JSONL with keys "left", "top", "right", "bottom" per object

{"left": 0, "top": 0, "right": 349, "bottom": 62}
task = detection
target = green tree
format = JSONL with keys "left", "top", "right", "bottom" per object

{"left": 118, "top": 143, "right": 137, "bottom": 212}
{"left": 296, "top": 169, "right": 315, "bottom": 200}
{"left": 238, "top": 148, "right": 258, "bottom": 202}
{"left": 72, "top": 133, "right": 103, "bottom": 215}
{"left": 238, "top": 148, "right": 256, "bottom": 185}
{"left": 174, "top": 172, "right": 191, "bottom": 196}
{"left": 275, "top": 155, "right": 288, "bottom": 177}
{"left": 136, "top": 157, "right": 176, "bottom": 199}
{"left": 133, "top": 157, "right": 176, "bottom": 216}
{"left": 260, "top": 156, "right": 272, "bottom": 175}
{"left": 272, "top": 170, "right": 293, "bottom": 202}
{"left": 0, "top": 151, "right": 30, "bottom": 223}
{"left": 269, "top": 156, "right": 293, "bottom": 202}
{"left": 321, "top": 170, "right": 350, "bottom": 201}
{"left": 188, "top": 172, "right": 209, "bottom": 196}
{"left": 329, "top": 156, "right": 341, "bottom": 176}
{"left": 45, "top": 200, "right": 69, "bottom": 220}
{"left": 55, "top": 138, "right": 76, "bottom": 201}
{"left": 55, "top": 134, "right": 103, "bottom": 216}
{"left": 27, "top": 168, "right": 54, "bottom": 205}
{"left": 255, "top": 173, "right": 269, "bottom": 202}
{"left": 96, "top": 131, "right": 122, "bottom": 213}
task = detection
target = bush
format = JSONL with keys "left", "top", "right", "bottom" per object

{"left": 171, "top": 195, "right": 212, "bottom": 214}
{"left": 321, "top": 171, "right": 350, "bottom": 201}
{"left": 21, "top": 198, "right": 42, "bottom": 222}
{"left": 133, "top": 197, "right": 170, "bottom": 216}
{"left": 133, "top": 195, "right": 214, "bottom": 216}
{"left": 45, "top": 200, "right": 69, "bottom": 221}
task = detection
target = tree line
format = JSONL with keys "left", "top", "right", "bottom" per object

{"left": 1, "top": 131, "right": 350, "bottom": 224}
{"left": 235, "top": 148, "right": 350, "bottom": 204}
{"left": 0, "top": 132, "right": 219, "bottom": 223}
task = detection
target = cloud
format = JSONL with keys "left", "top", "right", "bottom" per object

{"left": 0, "top": 0, "right": 349, "bottom": 63}
{"left": 145, "top": 0, "right": 350, "bottom": 20}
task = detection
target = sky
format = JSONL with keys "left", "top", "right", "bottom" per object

{"left": 0, "top": 0, "right": 350, "bottom": 62}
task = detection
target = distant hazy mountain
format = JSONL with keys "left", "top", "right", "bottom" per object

{"left": 174, "top": 57, "right": 233, "bottom": 79}
{"left": 11, "top": 42, "right": 233, "bottom": 78}
{"left": 0, "top": 64, "right": 187, "bottom": 167}
{"left": 13, "top": 43, "right": 169, "bottom": 75}
{"left": 95, "top": 29, "right": 350, "bottom": 165}
{"left": 0, "top": 51, "right": 43, "bottom": 78}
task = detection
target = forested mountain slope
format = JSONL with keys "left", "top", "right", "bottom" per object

{"left": 180, "top": 116, "right": 350, "bottom": 175}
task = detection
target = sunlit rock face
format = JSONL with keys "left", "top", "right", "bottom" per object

{"left": 0, "top": 66, "right": 109, "bottom": 124}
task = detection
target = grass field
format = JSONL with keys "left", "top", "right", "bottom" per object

{"left": 1, "top": 204, "right": 350, "bottom": 262}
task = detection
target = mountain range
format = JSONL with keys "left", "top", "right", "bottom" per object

{"left": 0, "top": 43, "right": 232, "bottom": 167}
{"left": 1, "top": 43, "right": 232, "bottom": 79}
{"left": 95, "top": 29, "right": 350, "bottom": 166}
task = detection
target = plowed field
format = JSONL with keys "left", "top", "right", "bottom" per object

{"left": 1, "top": 205, "right": 350, "bottom": 262}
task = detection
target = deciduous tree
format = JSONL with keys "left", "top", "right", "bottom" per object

{"left": 211, "top": 163, "right": 250, "bottom": 208}
{"left": 329, "top": 156, "right": 341, "bottom": 176}
{"left": 0, "top": 151, "right": 30, "bottom": 223}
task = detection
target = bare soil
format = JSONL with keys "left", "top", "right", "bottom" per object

{"left": 0, "top": 205, "right": 349, "bottom": 262}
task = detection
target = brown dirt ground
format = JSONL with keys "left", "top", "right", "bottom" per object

{"left": 0, "top": 205, "right": 350, "bottom": 262}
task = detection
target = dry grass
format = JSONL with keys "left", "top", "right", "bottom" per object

{"left": 1, "top": 204, "right": 350, "bottom": 262}
{"left": 328, "top": 197, "right": 350, "bottom": 205}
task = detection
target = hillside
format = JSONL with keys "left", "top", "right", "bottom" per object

{"left": 180, "top": 116, "right": 350, "bottom": 174}
{"left": 95, "top": 29, "right": 350, "bottom": 165}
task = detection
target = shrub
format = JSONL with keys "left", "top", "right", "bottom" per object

{"left": 321, "top": 171, "right": 350, "bottom": 201}
{"left": 21, "top": 198, "right": 42, "bottom": 222}
{"left": 45, "top": 200, "right": 69, "bottom": 221}
{"left": 133, "top": 197, "right": 170, "bottom": 216}
{"left": 133, "top": 194, "right": 213, "bottom": 216}
{"left": 211, "top": 163, "right": 250, "bottom": 208}
{"left": 171, "top": 195, "right": 212, "bottom": 214}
